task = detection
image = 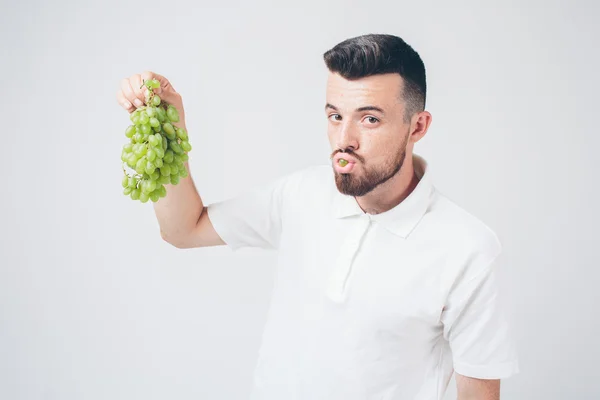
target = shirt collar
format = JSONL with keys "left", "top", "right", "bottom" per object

{"left": 332, "top": 153, "right": 434, "bottom": 238}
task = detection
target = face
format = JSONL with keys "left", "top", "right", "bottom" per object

{"left": 325, "top": 72, "right": 411, "bottom": 197}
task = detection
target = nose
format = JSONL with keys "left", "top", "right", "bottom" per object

{"left": 335, "top": 121, "right": 359, "bottom": 153}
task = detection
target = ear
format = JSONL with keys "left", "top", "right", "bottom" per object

{"left": 409, "top": 111, "right": 432, "bottom": 144}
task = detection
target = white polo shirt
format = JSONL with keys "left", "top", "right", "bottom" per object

{"left": 206, "top": 154, "right": 519, "bottom": 400}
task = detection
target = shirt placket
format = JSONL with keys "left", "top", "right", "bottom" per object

{"left": 326, "top": 215, "right": 372, "bottom": 303}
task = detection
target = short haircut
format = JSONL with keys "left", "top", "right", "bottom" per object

{"left": 323, "top": 33, "right": 427, "bottom": 122}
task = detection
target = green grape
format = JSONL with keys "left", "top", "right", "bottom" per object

{"left": 134, "top": 144, "right": 147, "bottom": 157}
{"left": 127, "top": 153, "right": 138, "bottom": 166}
{"left": 160, "top": 165, "right": 171, "bottom": 176}
{"left": 150, "top": 191, "right": 160, "bottom": 202}
{"left": 156, "top": 107, "right": 166, "bottom": 122}
{"left": 163, "top": 122, "right": 175, "bottom": 136}
{"left": 170, "top": 141, "right": 183, "bottom": 155}
{"left": 130, "top": 110, "right": 141, "bottom": 123}
{"left": 147, "top": 148, "right": 156, "bottom": 162}
{"left": 139, "top": 113, "right": 149, "bottom": 125}
{"left": 166, "top": 105, "right": 179, "bottom": 122}
{"left": 125, "top": 125, "right": 136, "bottom": 138}
{"left": 176, "top": 127, "right": 188, "bottom": 140}
{"left": 140, "top": 180, "right": 150, "bottom": 194}
{"left": 180, "top": 141, "right": 192, "bottom": 152}
{"left": 140, "top": 124, "right": 151, "bottom": 135}
{"left": 154, "top": 146, "right": 165, "bottom": 159}
{"left": 164, "top": 150, "right": 174, "bottom": 164}
{"left": 130, "top": 189, "right": 141, "bottom": 200}
{"left": 143, "top": 80, "right": 153, "bottom": 89}
{"left": 148, "top": 135, "right": 159, "bottom": 147}
{"left": 135, "top": 158, "right": 146, "bottom": 174}
{"left": 122, "top": 98, "right": 191, "bottom": 200}
{"left": 158, "top": 174, "right": 170, "bottom": 185}
{"left": 147, "top": 79, "right": 160, "bottom": 89}
{"left": 145, "top": 161, "right": 156, "bottom": 175}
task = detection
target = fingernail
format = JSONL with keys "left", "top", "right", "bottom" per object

{"left": 123, "top": 101, "right": 132, "bottom": 109}
{"left": 134, "top": 99, "right": 143, "bottom": 107}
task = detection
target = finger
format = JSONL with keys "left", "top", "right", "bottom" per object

{"left": 141, "top": 71, "right": 181, "bottom": 104}
{"left": 130, "top": 74, "right": 146, "bottom": 105}
{"left": 116, "top": 89, "right": 135, "bottom": 113}
{"left": 141, "top": 70, "right": 177, "bottom": 95}
{"left": 121, "top": 78, "right": 144, "bottom": 109}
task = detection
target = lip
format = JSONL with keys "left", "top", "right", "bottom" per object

{"left": 333, "top": 153, "right": 359, "bottom": 164}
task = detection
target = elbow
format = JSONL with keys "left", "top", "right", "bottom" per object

{"left": 160, "top": 229, "right": 192, "bottom": 249}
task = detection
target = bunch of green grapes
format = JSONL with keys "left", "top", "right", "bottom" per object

{"left": 120, "top": 79, "right": 192, "bottom": 203}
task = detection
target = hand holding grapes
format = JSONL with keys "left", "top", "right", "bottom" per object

{"left": 116, "top": 72, "right": 192, "bottom": 203}
{"left": 117, "top": 71, "right": 186, "bottom": 125}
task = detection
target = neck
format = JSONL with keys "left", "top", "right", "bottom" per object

{"left": 355, "top": 154, "right": 419, "bottom": 215}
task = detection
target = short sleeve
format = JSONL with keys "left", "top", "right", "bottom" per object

{"left": 441, "top": 252, "right": 520, "bottom": 380}
{"left": 205, "top": 174, "right": 292, "bottom": 252}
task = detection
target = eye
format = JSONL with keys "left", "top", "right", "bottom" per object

{"left": 365, "top": 116, "right": 379, "bottom": 124}
{"left": 328, "top": 114, "right": 342, "bottom": 121}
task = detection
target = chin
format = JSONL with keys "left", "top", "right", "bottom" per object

{"left": 334, "top": 172, "right": 376, "bottom": 197}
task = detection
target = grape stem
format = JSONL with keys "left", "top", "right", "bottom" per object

{"left": 121, "top": 163, "right": 144, "bottom": 189}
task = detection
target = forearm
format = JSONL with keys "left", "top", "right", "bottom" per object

{"left": 153, "top": 159, "right": 204, "bottom": 243}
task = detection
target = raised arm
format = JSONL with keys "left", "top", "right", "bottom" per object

{"left": 116, "top": 71, "right": 224, "bottom": 249}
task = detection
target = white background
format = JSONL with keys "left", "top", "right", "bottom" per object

{"left": 1, "top": 0, "right": 598, "bottom": 399}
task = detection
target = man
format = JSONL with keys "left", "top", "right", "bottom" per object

{"left": 116, "top": 33, "right": 519, "bottom": 400}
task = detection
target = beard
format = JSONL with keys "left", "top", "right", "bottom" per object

{"left": 332, "top": 140, "right": 408, "bottom": 197}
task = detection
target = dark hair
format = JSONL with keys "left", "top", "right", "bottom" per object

{"left": 323, "top": 33, "right": 426, "bottom": 122}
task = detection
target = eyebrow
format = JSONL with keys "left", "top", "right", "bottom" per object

{"left": 325, "top": 103, "right": 385, "bottom": 115}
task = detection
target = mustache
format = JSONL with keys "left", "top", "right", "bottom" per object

{"left": 330, "top": 149, "right": 365, "bottom": 164}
